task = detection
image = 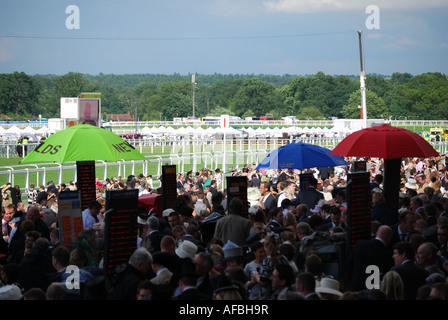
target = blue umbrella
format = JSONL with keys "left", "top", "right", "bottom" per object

{"left": 256, "top": 142, "right": 348, "bottom": 170}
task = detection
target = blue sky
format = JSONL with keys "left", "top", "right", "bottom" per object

{"left": 0, "top": 0, "right": 447, "bottom": 76}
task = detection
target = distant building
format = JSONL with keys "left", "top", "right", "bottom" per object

{"left": 107, "top": 112, "right": 135, "bottom": 122}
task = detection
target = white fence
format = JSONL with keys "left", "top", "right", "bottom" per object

{"left": 1, "top": 135, "right": 447, "bottom": 199}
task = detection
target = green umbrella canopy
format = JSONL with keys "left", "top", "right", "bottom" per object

{"left": 19, "top": 124, "right": 146, "bottom": 164}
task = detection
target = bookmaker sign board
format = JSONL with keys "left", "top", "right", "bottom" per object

{"left": 226, "top": 176, "right": 248, "bottom": 218}
{"left": 104, "top": 189, "right": 139, "bottom": 275}
{"left": 346, "top": 171, "right": 371, "bottom": 249}
{"left": 57, "top": 190, "right": 83, "bottom": 245}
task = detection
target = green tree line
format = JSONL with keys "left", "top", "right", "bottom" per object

{"left": 0, "top": 71, "right": 447, "bottom": 121}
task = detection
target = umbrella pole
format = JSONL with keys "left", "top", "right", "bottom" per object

{"left": 382, "top": 158, "right": 401, "bottom": 212}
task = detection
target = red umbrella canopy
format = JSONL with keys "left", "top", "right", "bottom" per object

{"left": 330, "top": 124, "right": 439, "bottom": 159}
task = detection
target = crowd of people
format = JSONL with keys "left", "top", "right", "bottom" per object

{"left": 1, "top": 155, "right": 448, "bottom": 301}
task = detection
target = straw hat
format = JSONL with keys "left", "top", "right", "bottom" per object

{"left": 316, "top": 277, "right": 343, "bottom": 297}
{"left": 405, "top": 178, "right": 418, "bottom": 190}
{"left": 175, "top": 240, "right": 198, "bottom": 260}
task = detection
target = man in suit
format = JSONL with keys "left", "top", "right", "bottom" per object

{"left": 295, "top": 271, "right": 322, "bottom": 300}
{"left": 150, "top": 252, "right": 173, "bottom": 285}
{"left": 144, "top": 216, "right": 165, "bottom": 254}
{"left": 213, "top": 198, "right": 252, "bottom": 247}
{"left": 389, "top": 209, "right": 419, "bottom": 248}
{"left": 193, "top": 252, "right": 214, "bottom": 298}
{"left": 416, "top": 241, "right": 446, "bottom": 281}
{"left": 349, "top": 225, "right": 394, "bottom": 291}
{"left": 175, "top": 257, "right": 211, "bottom": 300}
{"left": 183, "top": 223, "right": 205, "bottom": 252}
{"left": 319, "top": 206, "right": 347, "bottom": 232}
{"left": 259, "top": 181, "right": 277, "bottom": 213}
{"left": 391, "top": 241, "right": 429, "bottom": 300}
{"left": 297, "top": 177, "right": 324, "bottom": 214}
{"left": 108, "top": 247, "right": 153, "bottom": 300}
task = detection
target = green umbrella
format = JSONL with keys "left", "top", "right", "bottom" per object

{"left": 19, "top": 124, "right": 146, "bottom": 164}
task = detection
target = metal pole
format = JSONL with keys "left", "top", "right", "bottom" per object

{"left": 358, "top": 30, "right": 367, "bottom": 128}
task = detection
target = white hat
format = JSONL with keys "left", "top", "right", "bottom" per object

{"left": 316, "top": 277, "right": 343, "bottom": 297}
{"left": 310, "top": 205, "right": 322, "bottom": 213}
{"left": 175, "top": 240, "right": 198, "bottom": 260}
{"left": 405, "top": 178, "right": 418, "bottom": 190}
{"left": 0, "top": 284, "right": 22, "bottom": 300}
{"left": 162, "top": 208, "right": 175, "bottom": 218}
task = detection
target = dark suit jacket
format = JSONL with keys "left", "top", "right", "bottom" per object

{"left": 263, "top": 193, "right": 277, "bottom": 213}
{"left": 391, "top": 260, "right": 429, "bottom": 300}
{"left": 349, "top": 238, "right": 394, "bottom": 291}
{"left": 175, "top": 287, "right": 211, "bottom": 300}
{"left": 389, "top": 223, "right": 421, "bottom": 249}
{"left": 306, "top": 292, "right": 323, "bottom": 300}
{"left": 297, "top": 187, "right": 324, "bottom": 213}
{"left": 145, "top": 230, "right": 164, "bottom": 253}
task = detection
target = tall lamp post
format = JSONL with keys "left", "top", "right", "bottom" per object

{"left": 192, "top": 74, "right": 197, "bottom": 118}
{"left": 357, "top": 30, "right": 367, "bottom": 129}
{"left": 134, "top": 101, "right": 138, "bottom": 132}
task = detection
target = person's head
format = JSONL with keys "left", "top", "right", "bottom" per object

{"left": 0, "top": 263, "right": 20, "bottom": 285}
{"left": 24, "top": 230, "right": 40, "bottom": 249}
{"left": 330, "top": 206, "right": 342, "bottom": 225}
{"left": 260, "top": 181, "right": 271, "bottom": 195}
{"left": 167, "top": 211, "right": 181, "bottom": 229}
{"left": 129, "top": 247, "right": 153, "bottom": 275}
{"left": 392, "top": 241, "right": 414, "bottom": 266}
{"left": 50, "top": 228, "right": 60, "bottom": 245}
{"left": 305, "top": 253, "right": 322, "bottom": 276}
{"left": 3, "top": 204, "right": 14, "bottom": 222}
{"left": 374, "top": 174, "right": 383, "bottom": 185}
{"left": 136, "top": 279, "right": 153, "bottom": 300}
{"left": 263, "top": 235, "right": 278, "bottom": 257}
{"left": 160, "top": 235, "right": 176, "bottom": 254}
{"left": 146, "top": 215, "right": 159, "bottom": 231}
{"left": 376, "top": 225, "right": 393, "bottom": 246}
{"left": 171, "top": 225, "right": 186, "bottom": 240}
{"left": 270, "top": 207, "right": 284, "bottom": 224}
{"left": 52, "top": 245, "right": 71, "bottom": 270}
{"left": 26, "top": 206, "right": 41, "bottom": 223}
{"left": 228, "top": 198, "right": 243, "bottom": 216}
{"left": 194, "top": 252, "right": 213, "bottom": 277}
{"left": 410, "top": 196, "right": 423, "bottom": 212}
{"left": 271, "top": 263, "right": 294, "bottom": 292}
{"left": 23, "top": 288, "right": 47, "bottom": 300}
{"left": 250, "top": 241, "right": 266, "bottom": 263}
{"left": 293, "top": 204, "right": 308, "bottom": 218}
{"left": 87, "top": 200, "right": 102, "bottom": 216}
{"left": 437, "top": 225, "right": 448, "bottom": 246}
{"left": 297, "top": 222, "right": 312, "bottom": 240}
{"left": 398, "top": 210, "right": 417, "bottom": 233}
{"left": 381, "top": 271, "right": 404, "bottom": 300}
{"left": 335, "top": 190, "right": 346, "bottom": 204}
{"left": 416, "top": 242, "right": 438, "bottom": 268}
{"left": 429, "top": 283, "right": 448, "bottom": 300}
{"left": 296, "top": 272, "right": 316, "bottom": 295}
{"left": 46, "top": 283, "right": 66, "bottom": 300}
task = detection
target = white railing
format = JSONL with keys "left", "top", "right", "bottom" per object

{"left": 2, "top": 136, "right": 447, "bottom": 200}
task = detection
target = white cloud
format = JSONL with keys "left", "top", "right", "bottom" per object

{"left": 384, "top": 36, "right": 420, "bottom": 50}
{"left": 263, "top": 0, "right": 448, "bottom": 14}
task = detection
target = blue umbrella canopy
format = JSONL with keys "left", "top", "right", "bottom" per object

{"left": 256, "top": 142, "right": 348, "bottom": 170}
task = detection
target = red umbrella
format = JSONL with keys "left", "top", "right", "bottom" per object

{"left": 330, "top": 123, "right": 440, "bottom": 212}
{"left": 330, "top": 124, "right": 439, "bottom": 159}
